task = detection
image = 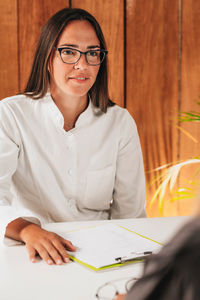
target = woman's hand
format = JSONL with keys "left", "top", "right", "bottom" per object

{"left": 6, "top": 218, "right": 76, "bottom": 265}
{"left": 20, "top": 223, "right": 76, "bottom": 265}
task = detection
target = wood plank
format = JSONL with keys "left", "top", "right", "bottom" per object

{"left": 0, "top": 0, "right": 18, "bottom": 99}
{"left": 18, "top": 0, "right": 68, "bottom": 92}
{"left": 71, "top": 0, "right": 124, "bottom": 107}
{"left": 179, "top": 0, "right": 200, "bottom": 215}
{"left": 126, "top": 0, "right": 179, "bottom": 216}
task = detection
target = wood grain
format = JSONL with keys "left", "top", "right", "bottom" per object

{"left": 179, "top": 0, "right": 200, "bottom": 215}
{"left": 0, "top": 0, "right": 18, "bottom": 99}
{"left": 180, "top": 0, "right": 200, "bottom": 160}
{"left": 71, "top": 0, "right": 124, "bottom": 107}
{"left": 18, "top": 0, "right": 68, "bottom": 92}
{"left": 126, "top": 0, "right": 180, "bottom": 216}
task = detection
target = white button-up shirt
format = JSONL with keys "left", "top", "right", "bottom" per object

{"left": 0, "top": 93, "right": 146, "bottom": 245}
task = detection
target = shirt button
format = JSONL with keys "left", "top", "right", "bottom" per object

{"left": 68, "top": 169, "right": 72, "bottom": 176}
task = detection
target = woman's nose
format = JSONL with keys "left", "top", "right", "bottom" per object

{"left": 74, "top": 53, "right": 88, "bottom": 69}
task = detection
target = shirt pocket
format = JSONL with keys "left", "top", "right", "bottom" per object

{"left": 83, "top": 165, "right": 115, "bottom": 210}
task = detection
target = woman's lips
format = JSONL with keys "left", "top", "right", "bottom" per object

{"left": 69, "top": 77, "right": 89, "bottom": 83}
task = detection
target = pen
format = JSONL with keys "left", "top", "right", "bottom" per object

{"left": 115, "top": 251, "right": 153, "bottom": 263}
{"left": 131, "top": 251, "right": 153, "bottom": 255}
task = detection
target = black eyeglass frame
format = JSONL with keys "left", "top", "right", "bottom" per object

{"left": 54, "top": 47, "right": 108, "bottom": 66}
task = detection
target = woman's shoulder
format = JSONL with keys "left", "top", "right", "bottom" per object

{"left": 0, "top": 94, "right": 30, "bottom": 109}
{"left": 106, "top": 101, "right": 137, "bottom": 126}
{"left": 0, "top": 94, "right": 42, "bottom": 124}
{"left": 0, "top": 93, "right": 48, "bottom": 113}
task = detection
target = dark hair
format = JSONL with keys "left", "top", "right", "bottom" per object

{"left": 126, "top": 217, "right": 200, "bottom": 300}
{"left": 24, "top": 8, "right": 114, "bottom": 112}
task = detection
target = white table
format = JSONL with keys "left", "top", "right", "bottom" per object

{"left": 0, "top": 216, "right": 190, "bottom": 300}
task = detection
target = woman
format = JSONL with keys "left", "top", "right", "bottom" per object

{"left": 0, "top": 8, "right": 146, "bottom": 265}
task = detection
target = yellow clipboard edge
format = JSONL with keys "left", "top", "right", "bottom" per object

{"left": 68, "top": 254, "right": 143, "bottom": 271}
{"left": 118, "top": 225, "right": 163, "bottom": 246}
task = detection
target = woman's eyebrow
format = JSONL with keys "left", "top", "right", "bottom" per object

{"left": 87, "top": 45, "right": 100, "bottom": 49}
{"left": 58, "top": 43, "right": 100, "bottom": 49}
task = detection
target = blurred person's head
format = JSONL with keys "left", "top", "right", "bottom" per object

{"left": 125, "top": 217, "right": 200, "bottom": 300}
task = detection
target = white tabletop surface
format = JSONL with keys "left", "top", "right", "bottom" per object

{"left": 0, "top": 216, "right": 191, "bottom": 300}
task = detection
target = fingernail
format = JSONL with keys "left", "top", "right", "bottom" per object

{"left": 48, "top": 259, "right": 53, "bottom": 265}
{"left": 64, "top": 257, "right": 70, "bottom": 263}
{"left": 56, "top": 259, "right": 62, "bottom": 265}
{"left": 31, "top": 258, "right": 36, "bottom": 263}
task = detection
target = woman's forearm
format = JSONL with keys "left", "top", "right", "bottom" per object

{"left": 5, "top": 217, "right": 36, "bottom": 242}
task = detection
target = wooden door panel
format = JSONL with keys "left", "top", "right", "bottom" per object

{"left": 179, "top": 0, "right": 200, "bottom": 215}
{"left": 0, "top": 0, "right": 18, "bottom": 99}
{"left": 126, "top": 0, "right": 179, "bottom": 216}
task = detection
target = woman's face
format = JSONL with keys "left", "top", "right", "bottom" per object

{"left": 49, "top": 20, "right": 100, "bottom": 99}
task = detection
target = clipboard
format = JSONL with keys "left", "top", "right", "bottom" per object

{"left": 64, "top": 223, "right": 162, "bottom": 271}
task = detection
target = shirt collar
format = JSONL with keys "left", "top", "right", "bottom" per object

{"left": 42, "top": 93, "right": 95, "bottom": 130}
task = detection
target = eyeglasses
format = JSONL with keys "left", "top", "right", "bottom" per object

{"left": 54, "top": 47, "right": 108, "bottom": 65}
{"left": 96, "top": 277, "right": 139, "bottom": 300}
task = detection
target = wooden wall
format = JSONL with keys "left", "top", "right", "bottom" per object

{"left": 126, "top": 0, "right": 179, "bottom": 216}
{"left": 1, "top": 0, "right": 199, "bottom": 217}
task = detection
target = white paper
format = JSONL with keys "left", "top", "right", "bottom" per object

{"left": 64, "top": 223, "right": 161, "bottom": 269}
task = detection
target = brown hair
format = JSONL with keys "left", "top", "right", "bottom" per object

{"left": 24, "top": 8, "right": 114, "bottom": 112}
